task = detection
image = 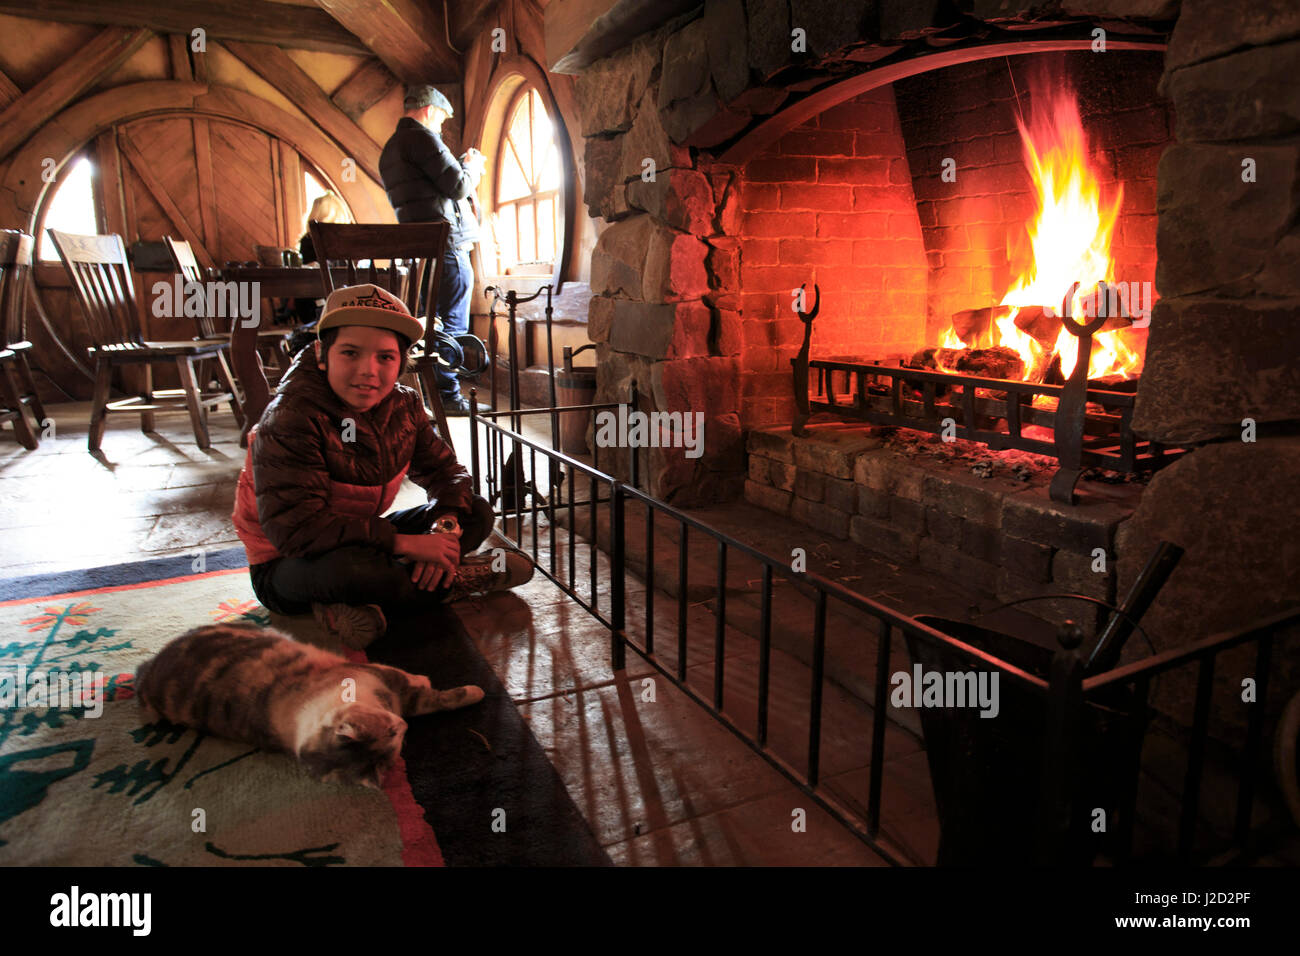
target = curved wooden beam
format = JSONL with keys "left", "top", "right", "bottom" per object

{"left": 718, "top": 39, "right": 1166, "bottom": 166}
{"left": 0, "top": 80, "right": 389, "bottom": 230}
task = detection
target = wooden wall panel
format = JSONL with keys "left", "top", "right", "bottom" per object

{"left": 278, "top": 140, "right": 303, "bottom": 247}
{"left": 208, "top": 121, "right": 280, "bottom": 262}
{"left": 192, "top": 117, "right": 219, "bottom": 251}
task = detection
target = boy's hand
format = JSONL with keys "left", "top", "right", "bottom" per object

{"left": 395, "top": 533, "right": 461, "bottom": 591}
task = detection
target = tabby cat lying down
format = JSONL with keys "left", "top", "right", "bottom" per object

{"left": 135, "top": 623, "right": 485, "bottom": 789}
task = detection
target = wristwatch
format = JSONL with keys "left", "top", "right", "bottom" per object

{"left": 432, "top": 514, "right": 463, "bottom": 538}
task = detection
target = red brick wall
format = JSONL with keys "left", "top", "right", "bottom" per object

{"left": 894, "top": 51, "right": 1171, "bottom": 342}
{"left": 736, "top": 86, "right": 929, "bottom": 429}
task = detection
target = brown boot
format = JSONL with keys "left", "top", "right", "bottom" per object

{"left": 444, "top": 550, "right": 534, "bottom": 602}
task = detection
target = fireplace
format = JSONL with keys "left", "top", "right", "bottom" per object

{"left": 784, "top": 51, "right": 1179, "bottom": 505}
{"left": 575, "top": 3, "right": 1300, "bottom": 729}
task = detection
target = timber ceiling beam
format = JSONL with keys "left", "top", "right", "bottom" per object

{"left": 0, "top": 0, "right": 370, "bottom": 56}
{"left": 449, "top": 0, "right": 501, "bottom": 52}
{"left": 312, "top": 0, "right": 461, "bottom": 85}
{"left": 221, "top": 39, "right": 382, "bottom": 184}
{"left": 331, "top": 58, "right": 398, "bottom": 122}
{"left": 0, "top": 66, "right": 21, "bottom": 110}
{"left": 0, "top": 26, "right": 152, "bottom": 162}
{"left": 167, "top": 34, "right": 194, "bottom": 82}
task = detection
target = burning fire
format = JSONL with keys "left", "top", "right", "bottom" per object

{"left": 939, "top": 83, "right": 1145, "bottom": 383}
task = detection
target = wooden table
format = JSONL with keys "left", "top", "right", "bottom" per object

{"left": 223, "top": 266, "right": 394, "bottom": 443}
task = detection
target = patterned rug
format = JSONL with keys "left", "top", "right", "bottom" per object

{"left": 0, "top": 550, "right": 609, "bottom": 866}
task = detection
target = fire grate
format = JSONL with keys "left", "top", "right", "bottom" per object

{"left": 789, "top": 284, "right": 1182, "bottom": 503}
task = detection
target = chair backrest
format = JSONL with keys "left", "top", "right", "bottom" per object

{"left": 162, "top": 235, "right": 223, "bottom": 338}
{"left": 0, "top": 229, "right": 34, "bottom": 351}
{"left": 307, "top": 221, "right": 448, "bottom": 348}
{"left": 48, "top": 230, "right": 143, "bottom": 349}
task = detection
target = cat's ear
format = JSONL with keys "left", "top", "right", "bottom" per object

{"left": 335, "top": 709, "right": 404, "bottom": 742}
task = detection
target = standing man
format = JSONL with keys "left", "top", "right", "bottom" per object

{"left": 379, "top": 84, "right": 487, "bottom": 415}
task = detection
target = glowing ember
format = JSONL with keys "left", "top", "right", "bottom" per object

{"left": 936, "top": 80, "right": 1146, "bottom": 383}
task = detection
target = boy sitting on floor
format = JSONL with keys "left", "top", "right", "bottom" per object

{"left": 232, "top": 283, "right": 531, "bottom": 648}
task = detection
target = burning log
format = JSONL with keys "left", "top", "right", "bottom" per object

{"left": 908, "top": 345, "right": 1024, "bottom": 381}
{"left": 1013, "top": 306, "right": 1059, "bottom": 348}
{"left": 951, "top": 307, "right": 994, "bottom": 343}
{"left": 956, "top": 346, "right": 1025, "bottom": 380}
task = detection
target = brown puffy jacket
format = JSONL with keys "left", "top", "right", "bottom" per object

{"left": 231, "top": 346, "right": 472, "bottom": 565}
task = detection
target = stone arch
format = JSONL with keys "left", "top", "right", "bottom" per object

{"left": 717, "top": 38, "right": 1166, "bottom": 165}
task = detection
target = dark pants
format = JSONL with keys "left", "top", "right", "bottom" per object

{"left": 249, "top": 495, "right": 495, "bottom": 617}
{"left": 434, "top": 247, "right": 472, "bottom": 398}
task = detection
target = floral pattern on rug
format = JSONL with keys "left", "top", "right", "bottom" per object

{"left": 0, "top": 570, "right": 419, "bottom": 866}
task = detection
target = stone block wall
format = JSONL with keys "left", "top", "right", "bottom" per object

{"left": 745, "top": 424, "right": 1139, "bottom": 633}
{"left": 1119, "top": 0, "right": 1300, "bottom": 743}
{"left": 1134, "top": 0, "right": 1300, "bottom": 444}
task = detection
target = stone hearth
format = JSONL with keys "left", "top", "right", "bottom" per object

{"left": 745, "top": 422, "right": 1143, "bottom": 634}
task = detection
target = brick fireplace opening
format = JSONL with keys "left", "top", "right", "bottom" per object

{"left": 734, "top": 49, "right": 1175, "bottom": 636}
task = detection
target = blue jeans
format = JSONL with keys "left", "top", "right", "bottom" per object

{"left": 435, "top": 248, "right": 472, "bottom": 397}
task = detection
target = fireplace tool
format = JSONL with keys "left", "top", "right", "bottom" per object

{"left": 906, "top": 539, "right": 1184, "bottom": 865}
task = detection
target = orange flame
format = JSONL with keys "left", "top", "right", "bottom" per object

{"left": 937, "top": 82, "right": 1145, "bottom": 383}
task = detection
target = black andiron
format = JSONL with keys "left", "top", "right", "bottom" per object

{"left": 1049, "top": 281, "right": 1106, "bottom": 504}
{"left": 791, "top": 282, "right": 821, "bottom": 438}
{"left": 790, "top": 280, "right": 1175, "bottom": 504}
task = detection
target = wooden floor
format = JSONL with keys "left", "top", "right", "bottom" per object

{"left": 0, "top": 402, "right": 896, "bottom": 865}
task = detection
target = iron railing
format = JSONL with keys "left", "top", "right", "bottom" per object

{"left": 468, "top": 395, "right": 1298, "bottom": 866}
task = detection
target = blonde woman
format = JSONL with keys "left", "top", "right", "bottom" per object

{"left": 285, "top": 191, "right": 354, "bottom": 352}
{"left": 299, "top": 191, "right": 352, "bottom": 265}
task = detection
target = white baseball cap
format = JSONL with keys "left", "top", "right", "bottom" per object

{"left": 316, "top": 283, "right": 425, "bottom": 344}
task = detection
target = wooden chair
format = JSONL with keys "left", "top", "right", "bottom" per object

{"left": 162, "top": 236, "right": 294, "bottom": 385}
{"left": 49, "top": 230, "right": 244, "bottom": 452}
{"left": 0, "top": 230, "right": 45, "bottom": 450}
{"left": 307, "top": 221, "right": 455, "bottom": 450}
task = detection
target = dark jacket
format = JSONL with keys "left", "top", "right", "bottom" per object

{"left": 379, "top": 117, "right": 480, "bottom": 249}
{"left": 231, "top": 345, "right": 472, "bottom": 564}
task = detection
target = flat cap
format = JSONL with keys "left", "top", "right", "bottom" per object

{"left": 403, "top": 85, "right": 453, "bottom": 115}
